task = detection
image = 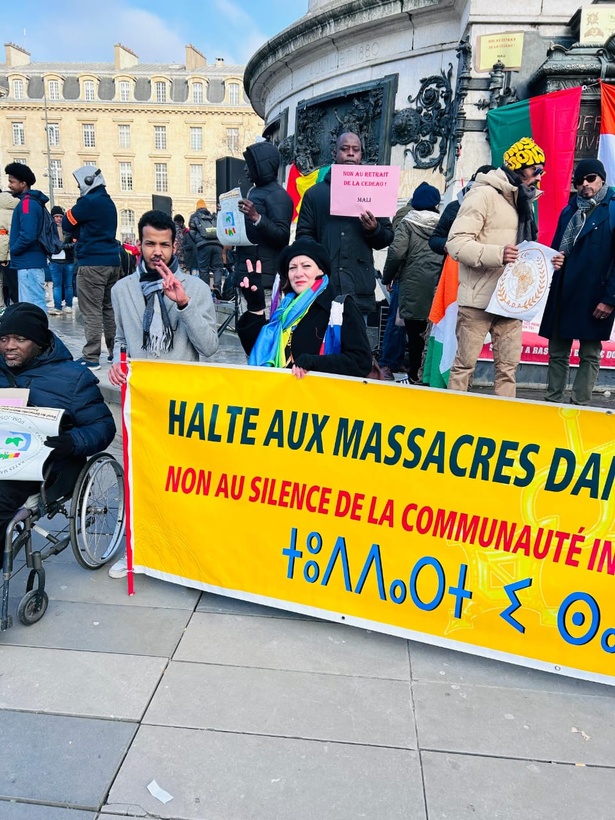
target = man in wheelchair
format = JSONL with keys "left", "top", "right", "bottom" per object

{"left": 0, "top": 303, "right": 116, "bottom": 547}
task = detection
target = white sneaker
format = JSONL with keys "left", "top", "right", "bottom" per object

{"left": 48, "top": 307, "right": 63, "bottom": 315}
{"left": 108, "top": 554, "right": 128, "bottom": 578}
{"left": 63, "top": 306, "right": 73, "bottom": 313}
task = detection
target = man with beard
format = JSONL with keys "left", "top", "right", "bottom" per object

{"left": 107, "top": 209, "right": 218, "bottom": 578}
{"left": 446, "top": 137, "right": 553, "bottom": 397}
{"left": 540, "top": 158, "right": 615, "bottom": 405}
{"left": 296, "top": 131, "right": 394, "bottom": 318}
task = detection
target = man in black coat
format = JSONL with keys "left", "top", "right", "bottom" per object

{"left": 539, "top": 159, "right": 615, "bottom": 405}
{"left": 296, "top": 131, "right": 394, "bottom": 317}
{"left": 236, "top": 141, "right": 293, "bottom": 290}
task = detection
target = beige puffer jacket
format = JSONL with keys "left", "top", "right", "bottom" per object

{"left": 0, "top": 191, "right": 17, "bottom": 263}
{"left": 445, "top": 169, "right": 519, "bottom": 309}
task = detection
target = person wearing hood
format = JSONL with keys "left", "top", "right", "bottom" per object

{"left": 0, "top": 303, "right": 115, "bottom": 543}
{"left": 296, "top": 131, "right": 395, "bottom": 318}
{"left": 445, "top": 138, "right": 549, "bottom": 397}
{"left": 0, "top": 184, "right": 18, "bottom": 309}
{"left": 381, "top": 182, "right": 442, "bottom": 383}
{"left": 236, "top": 140, "right": 293, "bottom": 290}
{"left": 63, "top": 167, "right": 121, "bottom": 371}
{"left": 4, "top": 162, "right": 49, "bottom": 312}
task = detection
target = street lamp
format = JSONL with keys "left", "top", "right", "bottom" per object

{"left": 43, "top": 87, "right": 54, "bottom": 208}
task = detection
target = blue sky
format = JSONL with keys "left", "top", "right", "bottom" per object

{"left": 4, "top": 0, "right": 309, "bottom": 65}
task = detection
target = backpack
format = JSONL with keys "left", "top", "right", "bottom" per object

{"left": 192, "top": 211, "right": 218, "bottom": 243}
{"left": 25, "top": 196, "right": 63, "bottom": 256}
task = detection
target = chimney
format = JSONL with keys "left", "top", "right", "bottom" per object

{"left": 114, "top": 43, "right": 138, "bottom": 70}
{"left": 186, "top": 44, "right": 206, "bottom": 71}
{"left": 215, "top": 57, "right": 225, "bottom": 66}
{"left": 4, "top": 43, "right": 30, "bottom": 67}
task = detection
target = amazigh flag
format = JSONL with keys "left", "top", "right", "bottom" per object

{"left": 422, "top": 255, "right": 459, "bottom": 388}
{"left": 598, "top": 81, "right": 615, "bottom": 182}
{"left": 286, "top": 163, "right": 331, "bottom": 222}
{"left": 487, "top": 86, "right": 582, "bottom": 244}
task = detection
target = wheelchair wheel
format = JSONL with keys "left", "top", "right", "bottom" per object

{"left": 17, "top": 589, "right": 49, "bottom": 625}
{"left": 70, "top": 453, "right": 125, "bottom": 570}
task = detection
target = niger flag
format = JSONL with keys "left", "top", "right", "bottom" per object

{"left": 598, "top": 81, "right": 615, "bottom": 183}
{"left": 487, "top": 87, "right": 582, "bottom": 244}
{"left": 286, "top": 163, "right": 331, "bottom": 222}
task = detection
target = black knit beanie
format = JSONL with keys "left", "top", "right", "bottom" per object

{"left": 573, "top": 158, "right": 607, "bottom": 185}
{"left": 0, "top": 304, "right": 51, "bottom": 349}
{"left": 278, "top": 239, "right": 332, "bottom": 278}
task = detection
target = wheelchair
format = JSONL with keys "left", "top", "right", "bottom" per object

{"left": 1, "top": 452, "right": 125, "bottom": 631}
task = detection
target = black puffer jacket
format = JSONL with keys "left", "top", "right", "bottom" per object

{"left": 234, "top": 142, "right": 293, "bottom": 288}
{"left": 0, "top": 334, "right": 115, "bottom": 455}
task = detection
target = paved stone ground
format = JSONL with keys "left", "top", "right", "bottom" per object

{"left": 0, "top": 305, "right": 614, "bottom": 819}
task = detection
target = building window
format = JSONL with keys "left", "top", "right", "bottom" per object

{"left": 49, "top": 159, "right": 63, "bottom": 190}
{"left": 154, "top": 163, "right": 168, "bottom": 192}
{"left": 12, "top": 122, "right": 25, "bottom": 146}
{"left": 190, "top": 164, "right": 204, "bottom": 194}
{"left": 228, "top": 82, "right": 240, "bottom": 105}
{"left": 119, "top": 162, "right": 133, "bottom": 192}
{"left": 12, "top": 79, "right": 24, "bottom": 99}
{"left": 155, "top": 81, "right": 167, "bottom": 103}
{"left": 226, "top": 127, "right": 239, "bottom": 153}
{"left": 190, "top": 126, "right": 203, "bottom": 151}
{"left": 192, "top": 82, "right": 204, "bottom": 104}
{"left": 83, "top": 160, "right": 97, "bottom": 167}
{"left": 47, "top": 123, "right": 60, "bottom": 147}
{"left": 82, "top": 123, "right": 96, "bottom": 148}
{"left": 118, "top": 124, "right": 131, "bottom": 149}
{"left": 120, "top": 209, "right": 135, "bottom": 240}
{"left": 48, "top": 79, "right": 60, "bottom": 100}
{"left": 83, "top": 80, "right": 95, "bottom": 101}
{"left": 12, "top": 158, "right": 27, "bottom": 164}
{"left": 119, "top": 80, "right": 130, "bottom": 102}
{"left": 154, "top": 125, "right": 167, "bottom": 150}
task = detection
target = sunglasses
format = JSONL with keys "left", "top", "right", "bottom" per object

{"left": 575, "top": 173, "right": 599, "bottom": 184}
{"left": 531, "top": 167, "right": 545, "bottom": 178}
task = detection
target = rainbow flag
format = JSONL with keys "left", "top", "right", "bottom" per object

{"left": 423, "top": 255, "right": 459, "bottom": 388}
{"left": 598, "top": 81, "right": 615, "bottom": 182}
{"left": 286, "top": 163, "right": 331, "bottom": 222}
{"left": 487, "top": 86, "right": 582, "bottom": 244}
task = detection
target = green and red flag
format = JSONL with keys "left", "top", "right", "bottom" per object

{"left": 487, "top": 86, "right": 582, "bottom": 244}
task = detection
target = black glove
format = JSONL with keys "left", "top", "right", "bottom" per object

{"left": 44, "top": 433, "right": 75, "bottom": 460}
{"left": 240, "top": 280, "right": 266, "bottom": 312}
{"left": 293, "top": 353, "right": 318, "bottom": 371}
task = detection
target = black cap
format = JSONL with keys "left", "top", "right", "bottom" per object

{"left": 278, "top": 239, "right": 332, "bottom": 278}
{"left": 0, "top": 304, "right": 51, "bottom": 349}
{"left": 573, "top": 158, "right": 607, "bottom": 184}
{"left": 50, "top": 206, "right": 64, "bottom": 216}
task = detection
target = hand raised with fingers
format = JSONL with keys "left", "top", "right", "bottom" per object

{"left": 241, "top": 260, "right": 266, "bottom": 312}
{"left": 157, "top": 261, "right": 189, "bottom": 308}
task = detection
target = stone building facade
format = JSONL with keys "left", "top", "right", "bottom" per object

{"left": 244, "top": 0, "right": 593, "bottom": 203}
{"left": 0, "top": 42, "right": 262, "bottom": 239}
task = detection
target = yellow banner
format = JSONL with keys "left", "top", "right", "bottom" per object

{"left": 126, "top": 361, "right": 615, "bottom": 685}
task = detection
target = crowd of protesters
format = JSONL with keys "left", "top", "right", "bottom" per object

{"left": 3, "top": 131, "right": 615, "bottom": 414}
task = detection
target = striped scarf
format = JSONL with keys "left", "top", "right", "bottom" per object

{"left": 249, "top": 276, "right": 329, "bottom": 367}
{"left": 139, "top": 255, "right": 180, "bottom": 355}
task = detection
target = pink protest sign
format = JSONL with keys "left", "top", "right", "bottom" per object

{"left": 330, "top": 164, "right": 401, "bottom": 217}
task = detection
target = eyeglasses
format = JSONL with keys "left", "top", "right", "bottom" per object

{"left": 531, "top": 167, "right": 545, "bottom": 178}
{"left": 575, "top": 173, "right": 599, "bottom": 185}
